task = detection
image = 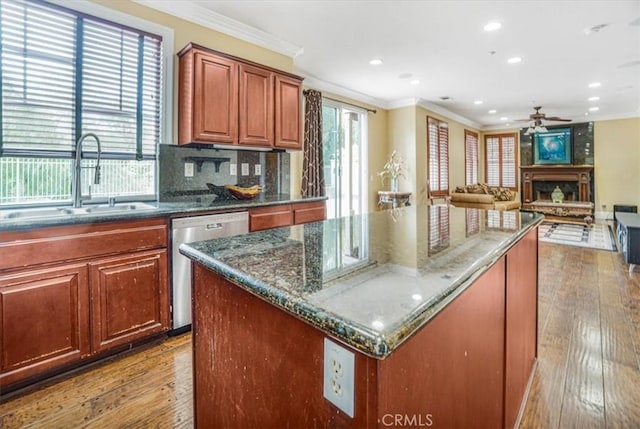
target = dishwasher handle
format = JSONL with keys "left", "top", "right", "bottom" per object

{"left": 206, "top": 223, "right": 224, "bottom": 230}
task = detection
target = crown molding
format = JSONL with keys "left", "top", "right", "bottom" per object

{"left": 132, "top": 0, "right": 303, "bottom": 58}
{"left": 300, "top": 73, "right": 388, "bottom": 110}
{"left": 416, "top": 99, "right": 481, "bottom": 129}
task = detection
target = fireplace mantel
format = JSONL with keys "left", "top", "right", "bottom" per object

{"left": 520, "top": 165, "right": 593, "bottom": 206}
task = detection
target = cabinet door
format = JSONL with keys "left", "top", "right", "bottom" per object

{"left": 293, "top": 201, "right": 326, "bottom": 225}
{"left": 274, "top": 75, "right": 303, "bottom": 149}
{"left": 239, "top": 64, "right": 274, "bottom": 147}
{"left": 89, "top": 249, "right": 169, "bottom": 354}
{"left": 192, "top": 52, "right": 238, "bottom": 144}
{"left": 0, "top": 264, "right": 90, "bottom": 388}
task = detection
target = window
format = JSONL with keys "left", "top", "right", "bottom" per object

{"left": 427, "top": 117, "right": 449, "bottom": 197}
{"left": 0, "top": 0, "right": 170, "bottom": 206}
{"left": 322, "top": 100, "right": 369, "bottom": 274}
{"left": 485, "top": 133, "right": 517, "bottom": 190}
{"left": 464, "top": 129, "right": 478, "bottom": 186}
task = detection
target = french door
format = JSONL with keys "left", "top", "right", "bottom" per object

{"left": 321, "top": 101, "right": 368, "bottom": 274}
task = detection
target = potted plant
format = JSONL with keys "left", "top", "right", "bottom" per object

{"left": 378, "top": 150, "right": 405, "bottom": 192}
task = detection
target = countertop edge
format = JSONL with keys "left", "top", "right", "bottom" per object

{"left": 179, "top": 214, "right": 544, "bottom": 359}
{"left": 0, "top": 196, "right": 328, "bottom": 231}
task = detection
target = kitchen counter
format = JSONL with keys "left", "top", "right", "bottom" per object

{"left": 183, "top": 205, "right": 544, "bottom": 428}
{"left": 0, "top": 194, "right": 326, "bottom": 232}
{"left": 181, "top": 206, "right": 543, "bottom": 357}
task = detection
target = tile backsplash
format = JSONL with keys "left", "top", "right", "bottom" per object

{"left": 158, "top": 144, "right": 290, "bottom": 201}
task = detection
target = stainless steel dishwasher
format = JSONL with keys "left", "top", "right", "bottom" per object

{"left": 171, "top": 211, "right": 249, "bottom": 332}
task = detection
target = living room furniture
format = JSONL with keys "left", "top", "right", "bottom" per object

{"left": 616, "top": 212, "right": 640, "bottom": 274}
{"left": 450, "top": 192, "right": 521, "bottom": 211}
{"left": 529, "top": 200, "right": 595, "bottom": 224}
{"left": 377, "top": 191, "right": 411, "bottom": 209}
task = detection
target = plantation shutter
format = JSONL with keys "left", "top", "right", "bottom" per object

{"left": 485, "top": 133, "right": 517, "bottom": 190}
{"left": 486, "top": 136, "right": 500, "bottom": 187}
{"left": 0, "top": 0, "right": 162, "bottom": 159}
{"left": 464, "top": 129, "right": 478, "bottom": 185}
{"left": 427, "top": 116, "right": 449, "bottom": 197}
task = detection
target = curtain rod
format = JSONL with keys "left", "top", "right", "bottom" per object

{"left": 303, "top": 90, "right": 377, "bottom": 114}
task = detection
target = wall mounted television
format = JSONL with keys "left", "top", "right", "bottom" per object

{"left": 534, "top": 128, "right": 572, "bottom": 165}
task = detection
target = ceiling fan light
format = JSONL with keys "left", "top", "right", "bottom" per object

{"left": 525, "top": 126, "right": 535, "bottom": 135}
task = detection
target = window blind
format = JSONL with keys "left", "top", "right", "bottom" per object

{"left": 485, "top": 133, "right": 517, "bottom": 190}
{"left": 464, "top": 129, "right": 478, "bottom": 186}
{"left": 0, "top": 0, "right": 162, "bottom": 159}
{"left": 428, "top": 205, "right": 450, "bottom": 256}
{"left": 427, "top": 116, "right": 449, "bottom": 197}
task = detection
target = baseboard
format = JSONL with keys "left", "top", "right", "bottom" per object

{"left": 595, "top": 211, "right": 614, "bottom": 220}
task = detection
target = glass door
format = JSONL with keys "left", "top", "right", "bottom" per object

{"left": 321, "top": 100, "right": 368, "bottom": 275}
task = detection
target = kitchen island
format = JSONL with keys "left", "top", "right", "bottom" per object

{"left": 180, "top": 205, "right": 544, "bottom": 428}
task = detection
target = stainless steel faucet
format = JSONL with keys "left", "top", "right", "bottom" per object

{"left": 72, "top": 133, "right": 102, "bottom": 208}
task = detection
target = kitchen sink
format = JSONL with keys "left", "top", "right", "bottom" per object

{"left": 0, "top": 202, "right": 158, "bottom": 220}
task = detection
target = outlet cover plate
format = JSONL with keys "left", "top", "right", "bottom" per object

{"left": 241, "top": 163, "right": 249, "bottom": 176}
{"left": 230, "top": 164, "right": 237, "bottom": 176}
{"left": 254, "top": 164, "right": 261, "bottom": 175}
{"left": 323, "top": 338, "right": 355, "bottom": 417}
{"left": 184, "top": 162, "right": 194, "bottom": 177}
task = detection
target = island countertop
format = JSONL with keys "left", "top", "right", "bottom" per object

{"left": 180, "top": 205, "right": 544, "bottom": 358}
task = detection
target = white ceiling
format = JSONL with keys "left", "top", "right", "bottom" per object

{"left": 143, "top": 0, "right": 640, "bottom": 129}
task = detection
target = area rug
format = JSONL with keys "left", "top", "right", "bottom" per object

{"left": 538, "top": 222, "right": 617, "bottom": 251}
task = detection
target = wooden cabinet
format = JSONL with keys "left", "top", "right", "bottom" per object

{"left": 0, "top": 218, "right": 169, "bottom": 391}
{"left": 239, "top": 63, "right": 274, "bottom": 146}
{"left": 274, "top": 74, "right": 303, "bottom": 150}
{"left": 0, "top": 264, "right": 90, "bottom": 387}
{"left": 249, "top": 200, "right": 326, "bottom": 232}
{"left": 89, "top": 250, "right": 169, "bottom": 354}
{"left": 249, "top": 204, "right": 293, "bottom": 232}
{"left": 178, "top": 43, "right": 303, "bottom": 149}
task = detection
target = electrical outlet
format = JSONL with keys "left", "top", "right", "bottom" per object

{"left": 230, "top": 164, "right": 237, "bottom": 176}
{"left": 323, "top": 338, "right": 354, "bottom": 417}
{"left": 254, "top": 164, "right": 261, "bottom": 175}
{"left": 241, "top": 163, "right": 249, "bottom": 176}
{"left": 184, "top": 162, "right": 194, "bottom": 178}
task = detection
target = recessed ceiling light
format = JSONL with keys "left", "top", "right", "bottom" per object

{"left": 488, "top": 109, "right": 497, "bottom": 114}
{"left": 369, "top": 58, "right": 383, "bottom": 66}
{"left": 588, "top": 96, "right": 600, "bottom": 101}
{"left": 507, "top": 57, "right": 522, "bottom": 64}
{"left": 589, "top": 107, "right": 599, "bottom": 112}
{"left": 398, "top": 73, "right": 413, "bottom": 79}
{"left": 588, "top": 82, "right": 601, "bottom": 88}
{"left": 410, "top": 79, "right": 420, "bottom": 85}
{"left": 500, "top": 116, "right": 509, "bottom": 121}
{"left": 474, "top": 100, "right": 483, "bottom": 105}
{"left": 439, "top": 96, "right": 452, "bottom": 101}
{"left": 484, "top": 21, "right": 502, "bottom": 32}
{"left": 585, "top": 112, "right": 590, "bottom": 116}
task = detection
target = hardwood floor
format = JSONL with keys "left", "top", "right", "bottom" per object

{"left": 1, "top": 236, "right": 638, "bottom": 428}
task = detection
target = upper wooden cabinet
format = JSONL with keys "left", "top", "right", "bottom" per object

{"left": 178, "top": 44, "right": 303, "bottom": 150}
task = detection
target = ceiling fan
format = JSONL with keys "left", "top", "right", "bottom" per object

{"left": 516, "top": 106, "right": 572, "bottom": 134}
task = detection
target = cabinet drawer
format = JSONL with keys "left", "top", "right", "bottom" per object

{"left": 249, "top": 204, "right": 292, "bottom": 232}
{"left": 293, "top": 201, "right": 326, "bottom": 225}
{"left": 0, "top": 218, "right": 168, "bottom": 271}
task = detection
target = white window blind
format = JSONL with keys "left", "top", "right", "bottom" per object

{"left": 464, "top": 129, "right": 478, "bottom": 186}
{"left": 427, "top": 117, "right": 449, "bottom": 197}
{"left": 428, "top": 205, "right": 450, "bottom": 256}
{"left": 0, "top": 0, "right": 162, "bottom": 159}
{"left": 485, "top": 133, "right": 517, "bottom": 190}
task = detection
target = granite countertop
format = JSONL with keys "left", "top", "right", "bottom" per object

{"left": 0, "top": 194, "right": 327, "bottom": 232}
{"left": 180, "top": 205, "right": 544, "bottom": 359}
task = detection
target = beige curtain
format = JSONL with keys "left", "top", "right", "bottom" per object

{"left": 301, "top": 90, "right": 325, "bottom": 197}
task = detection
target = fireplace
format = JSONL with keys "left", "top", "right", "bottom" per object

{"left": 520, "top": 165, "right": 593, "bottom": 207}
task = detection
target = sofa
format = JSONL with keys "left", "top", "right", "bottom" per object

{"left": 450, "top": 183, "right": 521, "bottom": 211}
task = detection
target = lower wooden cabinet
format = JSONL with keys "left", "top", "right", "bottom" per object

{"left": 89, "top": 250, "right": 169, "bottom": 354}
{"left": 0, "top": 218, "right": 169, "bottom": 391}
{"left": 249, "top": 200, "right": 326, "bottom": 232}
{"left": 0, "top": 264, "right": 90, "bottom": 387}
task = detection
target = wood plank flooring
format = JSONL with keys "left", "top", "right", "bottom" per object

{"left": 1, "top": 233, "right": 639, "bottom": 428}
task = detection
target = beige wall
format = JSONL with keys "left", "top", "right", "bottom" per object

{"left": 594, "top": 117, "right": 640, "bottom": 214}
